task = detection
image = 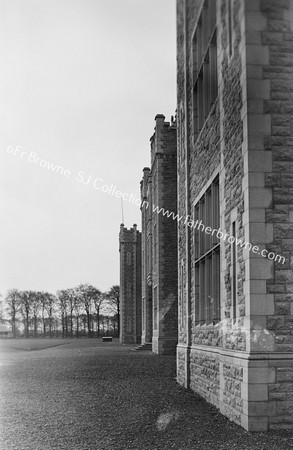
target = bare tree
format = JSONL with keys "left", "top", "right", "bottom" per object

{"left": 76, "top": 284, "right": 92, "bottom": 337}
{"left": 18, "top": 291, "right": 34, "bottom": 338}
{"left": 66, "top": 289, "right": 76, "bottom": 338}
{"left": 39, "top": 292, "right": 55, "bottom": 338}
{"left": 73, "top": 291, "right": 81, "bottom": 338}
{"left": 31, "top": 292, "right": 42, "bottom": 338}
{"left": 79, "top": 313, "right": 87, "bottom": 336}
{"left": 3, "top": 285, "right": 111, "bottom": 339}
{"left": 56, "top": 290, "right": 69, "bottom": 338}
{"left": 40, "top": 292, "right": 48, "bottom": 337}
{"left": 5, "top": 289, "right": 20, "bottom": 338}
{"left": 45, "top": 293, "right": 56, "bottom": 338}
{"left": 92, "top": 289, "right": 104, "bottom": 338}
{"left": 106, "top": 285, "right": 120, "bottom": 336}
{"left": 76, "top": 284, "right": 102, "bottom": 338}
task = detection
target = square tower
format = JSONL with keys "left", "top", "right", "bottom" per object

{"left": 119, "top": 224, "right": 142, "bottom": 344}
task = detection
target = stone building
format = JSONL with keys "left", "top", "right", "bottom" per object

{"left": 176, "top": 0, "right": 293, "bottom": 431}
{"left": 140, "top": 114, "right": 178, "bottom": 355}
{"left": 119, "top": 224, "right": 142, "bottom": 344}
{"left": 141, "top": 167, "right": 153, "bottom": 346}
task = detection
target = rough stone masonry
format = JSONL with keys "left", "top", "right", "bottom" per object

{"left": 176, "top": 0, "right": 293, "bottom": 431}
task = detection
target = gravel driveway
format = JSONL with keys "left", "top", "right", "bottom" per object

{"left": 0, "top": 338, "right": 293, "bottom": 450}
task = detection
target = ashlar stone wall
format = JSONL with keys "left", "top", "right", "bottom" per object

{"left": 176, "top": 0, "right": 293, "bottom": 431}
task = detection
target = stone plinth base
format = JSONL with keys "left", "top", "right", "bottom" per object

{"left": 177, "top": 344, "right": 293, "bottom": 431}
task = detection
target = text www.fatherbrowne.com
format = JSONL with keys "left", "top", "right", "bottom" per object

{"left": 142, "top": 200, "right": 285, "bottom": 265}
{"left": 6, "top": 145, "right": 286, "bottom": 265}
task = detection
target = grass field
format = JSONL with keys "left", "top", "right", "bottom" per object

{"left": 1, "top": 339, "right": 293, "bottom": 450}
{"left": 0, "top": 337, "right": 74, "bottom": 352}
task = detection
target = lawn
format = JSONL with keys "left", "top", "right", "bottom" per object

{"left": 0, "top": 339, "right": 293, "bottom": 450}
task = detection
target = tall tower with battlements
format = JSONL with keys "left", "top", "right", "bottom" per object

{"left": 119, "top": 224, "right": 142, "bottom": 344}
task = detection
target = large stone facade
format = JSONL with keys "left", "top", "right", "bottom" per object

{"left": 119, "top": 224, "right": 142, "bottom": 344}
{"left": 140, "top": 115, "right": 178, "bottom": 355}
{"left": 177, "top": 0, "right": 293, "bottom": 431}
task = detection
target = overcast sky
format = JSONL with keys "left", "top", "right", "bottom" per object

{"left": 0, "top": 0, "right": 176, "bottom": 296}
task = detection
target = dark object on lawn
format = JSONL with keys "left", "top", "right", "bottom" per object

{"left": 102, "top": 337, "right": 112, "bottom": 342}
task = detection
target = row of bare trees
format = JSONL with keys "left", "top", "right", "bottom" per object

{"left": 3, "top": 284, "right": 120, "bottom": 339}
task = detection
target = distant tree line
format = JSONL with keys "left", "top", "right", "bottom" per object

{"left": 2, "top": 284, "right": 120, "bottom": 339}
